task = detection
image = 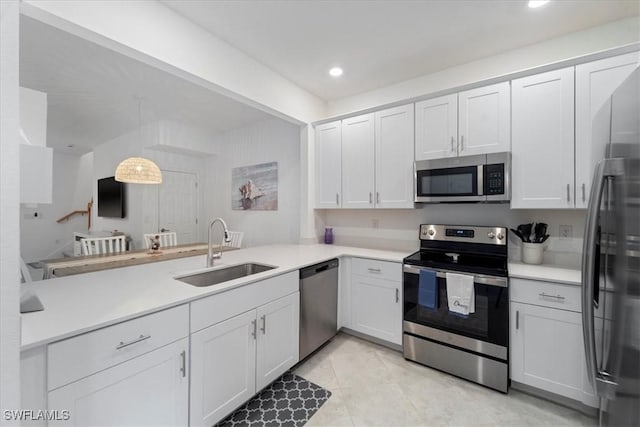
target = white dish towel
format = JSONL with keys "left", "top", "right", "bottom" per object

{"left": 446, "top": 272, "right": 475, "bottom": 316}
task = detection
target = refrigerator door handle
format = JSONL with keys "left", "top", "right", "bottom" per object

{"left": 582, "top": 160, "right": 606, "bottom": 393}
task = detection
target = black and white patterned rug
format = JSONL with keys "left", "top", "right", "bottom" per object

{"left": 216, "top": 372, "right": 331, "bottom": 427}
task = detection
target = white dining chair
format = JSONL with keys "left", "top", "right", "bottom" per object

{"left": 224, "top": 231, "right": 244, "bottom": 248}
{"left": 143, "top": 232, "right": 178, "bottom": 249}
{"left": 80, "top": 235, "right": 127, "bottom": 255}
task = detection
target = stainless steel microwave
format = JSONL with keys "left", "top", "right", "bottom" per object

{"left": 414, "top": 152, "right": 511, "bottom": 203}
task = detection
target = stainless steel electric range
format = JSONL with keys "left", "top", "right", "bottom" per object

{"left": 403, "top": 224, "right": 509, "bottom": 392}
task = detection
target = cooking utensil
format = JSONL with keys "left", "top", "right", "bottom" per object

{"left": 539, "top": 234, "right": 550, "bottom": 244}
{"left": 517, "top": 223, "right": 533, "bottom": 243}
{"left": 534, "top": 222, "right": 548, "bottom": 243}
{"left": 510, "top": 228, "right": 525, "bottom": 242}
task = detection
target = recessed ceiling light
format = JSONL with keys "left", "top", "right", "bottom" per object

{"left": 329, "top": 67, "right": 343, "bottom": 77}
{"left": 528, "top": 0, "right": 550, "bottom": 8}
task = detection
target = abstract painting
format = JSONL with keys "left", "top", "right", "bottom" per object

{"left": 232, "top": 162, "right": 278, "bottom": 210}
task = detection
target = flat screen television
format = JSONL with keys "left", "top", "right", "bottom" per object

{"left": 97, "top": 177, "right": 126, "bottom": 218}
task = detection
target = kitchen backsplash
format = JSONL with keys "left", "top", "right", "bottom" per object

{"left": 318, "top": 204, "right": 586, "bottom": 268}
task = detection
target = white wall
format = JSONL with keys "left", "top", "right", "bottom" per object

{"left": 320, "top": 206, "right": 585, "bottom": 266}
{"left": 1, "top": 0, "right": 21, "bottom": 418}
{"left": 209, "top": 118, "right": 301, "bottom": 247}
{"left": 20, "top": 152, "right": 93, "bottom": 263}
{"left": 20, "top": 0, "right": 326, "bottom": 124}
{"left": 328, "top": 17, "right": 640, "bottom": 116}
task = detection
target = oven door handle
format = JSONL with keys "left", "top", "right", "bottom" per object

{"left": 403, "top": 265, "right": 508, "bottom": 288}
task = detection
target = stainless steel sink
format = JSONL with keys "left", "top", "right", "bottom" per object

{"left": 175, "top": 263, "right": 276, "bottom": 287}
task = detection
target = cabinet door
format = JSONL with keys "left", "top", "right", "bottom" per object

{"left": 256, "top": 292, "right": 300, "bottom": 390}
{"left": 375, "top": 104, "right": 414, "bottom": 208}
{"left": 315, "top": 120, "right": 342, "bottom": 208}
{"left": 351, "top": 275, "right": 402, "bottom": 345}
{"left": 511, "top": 68, "right": 575, "bottom": 209}
{"left": 510, "top": 302, "right": 585, "bottom": 401}
{"left": 575, "top": 52, "right": 640, "bottom": 208}
{"left": 48, "top": 338, "right": 188, "bottom": 426}
{"left": 458, "top": 82, "right": 510, "bottom": 156}
{"left": 342, "top": 113, "right": 375, "bottom": 209}
{"left": 415, "top": 94, "right": 458, "bottom": 160}
{"left": 190, "top": 311, "right": 257, "bottom": 427}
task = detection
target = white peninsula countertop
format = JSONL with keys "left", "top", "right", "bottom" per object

{"left": 21, "top": 244, "right": 409, "bottom": 350}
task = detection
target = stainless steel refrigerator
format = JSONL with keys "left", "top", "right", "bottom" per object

{"left": 582, "top": 68, "right": 640, "bottom": 426}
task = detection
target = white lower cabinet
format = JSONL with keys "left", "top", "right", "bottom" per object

{"left": 349, "top": 258, "right": 402, "bottom": 345}
{"left": 510, "top": 302, "right": 585, "bottom": 400}
{"left": 190, "top": 292, "right": 300, "bottom": 427}
{"left": 48, "top": 338, "right": 189, "bottom": 426}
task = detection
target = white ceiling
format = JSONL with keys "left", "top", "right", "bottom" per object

{"left": 163, "top": 0, "right": 640, "bottom": 100}
{"left": 19, "top": 16, "right": 274, "bottom": 154}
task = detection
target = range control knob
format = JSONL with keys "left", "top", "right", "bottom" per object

{"left": 427, "top": 229, "right": 435, "bottom": 237}
{"left": 497, "top": 233, "right": 505, "bottom": 241}
{"left": 487, "top": 231, "right": 496, "bottom": 239}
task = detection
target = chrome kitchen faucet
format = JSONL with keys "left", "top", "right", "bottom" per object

{"left": 207, "top": 217, "right": 231, "bottom": 267}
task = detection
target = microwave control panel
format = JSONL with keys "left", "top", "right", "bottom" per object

{"left": 484, "top": 164, "right": 505, "bottom": 195}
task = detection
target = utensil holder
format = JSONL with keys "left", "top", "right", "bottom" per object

{"left": 522, "top": 242, "right": 544, "bottom": 265}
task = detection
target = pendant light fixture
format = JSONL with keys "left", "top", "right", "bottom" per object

{"left": 115, "top": 98, "right": 163, "bottom": 184}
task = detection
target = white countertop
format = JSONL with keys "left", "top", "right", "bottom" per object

{"left": 21, "top": 244, "right": 408, "bottom": 350}
{"left": 508, "top": 261, "right": 581, "bottom": 286}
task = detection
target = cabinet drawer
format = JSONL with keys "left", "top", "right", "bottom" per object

{"left": 510, "top": 278, "right": 581, "bottom": 312}
{"left": 48, "top": 304, "right": 189, "bottom": 391}
{"left": 351, "top": 258, "right": 401, "bottom": 282}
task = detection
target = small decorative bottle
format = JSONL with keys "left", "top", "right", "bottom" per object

{"left": 324, "top": 227, "right": 334, "bottom": 244}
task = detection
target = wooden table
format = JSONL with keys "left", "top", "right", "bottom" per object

{"left": 41, "top": 244, "right": 236, "bottom": 279}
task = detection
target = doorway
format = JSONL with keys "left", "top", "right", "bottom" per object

{"left": 158, "top": 170, "right": 198, "bottom": 244}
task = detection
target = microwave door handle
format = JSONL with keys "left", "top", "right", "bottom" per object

{"left": 582, "top": 159, "right": 607, "bottom": 394}
{"left": 477, "top": 164, "right": 484, "bottom": 196}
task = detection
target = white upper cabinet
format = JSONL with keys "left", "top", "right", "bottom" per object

{"left": 415, "top": 82, "right": 510, "bottom": 161}
{"left": 415, "top": 94, "right": 458, "bottom": 160}
{"left": 315, "top": 120, "right": 342, "bottom": 208}
{"left": 458, "top": 82, "right": 511, "bottom": 156}
{"left": 342, "top": 113, "right": 376, "bottom": 209}
{"left": 375, "top": 104, "right": 414, "bottom": 208}
{"left": 511, "top": 67, "right": 575, "bottom": 209}
{"left": 575, "top": 51, "right": 640, "bottom": 208}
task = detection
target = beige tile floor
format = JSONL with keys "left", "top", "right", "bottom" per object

{"left": 294, "top": 333, "right": 597, "bottom": 427}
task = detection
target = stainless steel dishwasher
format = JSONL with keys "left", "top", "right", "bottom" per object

{"left": 299, "top": 259, "right": 339, "bottom": 360}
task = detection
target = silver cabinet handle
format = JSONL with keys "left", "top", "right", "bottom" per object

{"left": 516, "top": 310, "right": 519, "bottom": 330}
{"left": 460, "top": 135, "right": 464, "bottom": 152}
{"left": 567, "top": 184, "right": 571, "bottom": 202}
{"left": 260, "top": 315, "right": 266, "bottom": 334}
{"left": 116, "top": 334, "right": 151, "bottom": 350}
{"left": 336, "top": 193, "right": 340, "bottom": 206}
{"left": 395, "top": 288, "right": 399, "bottom": 303}
{"left": 376, "top": 192, "right": 380, "bottom": 204}
{"left": 539, "top": 292, "right": 566, "bottom": 301}
{"left": 180, "top": 350, "right": 186, "bottom": 378}
{"left": 369, "top": 192, "right": 373, "bottom": 204}
{"left": 251, "top": 319, "right": 257, "bottom": 339}
{"left": 450, "top": 136, "right": 455, "bottom": 153}
{"left": 367, "top": 268, "right": 381, "bottom": 273}
{"left": 582, "top": 183, "right": 586, "bottom": 202}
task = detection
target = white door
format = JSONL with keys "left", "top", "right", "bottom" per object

{"left": 256, "top": 292, "right": 300, "bottom": 390}
{"left": 351, "top": 275, "right": 402, "bottom": 345}
{"left": 375, "top": 104, "right": 415, "bottom": 208}
{"left": 510, "top": 302, "right": 585, "bottom": 401}
{"left": 48, "top": 338, "right": 188, "bottom": 426}
{"left": 341, "top": 113, "right": 375, "bottom": 209}
{"left": 414, "top": 94, "right": 458, "bottom": 160}
{"left": 458, "top": 82, "right": 511, "bottom": 156}
{"left": 315, "top": 120, "right": 343, "bottom": 208}
{"left": 158, "top": 170, "right": 197, "bottom": 244}
{"left": 575, "top": 51, "right": 640, "bottom": 208}
{"left": 190, "top": 311, "right": 257, "bottom": 427}
{"left": 511, "top": 67, "right": 575, "bottom": 209}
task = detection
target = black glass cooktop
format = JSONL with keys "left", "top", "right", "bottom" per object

{"left": 404, "top": 249, "right": 508, "bottom": 277}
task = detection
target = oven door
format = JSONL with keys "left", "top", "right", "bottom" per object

{"left": 403, "top": 265, "right": 509, "bottom": 360}
{"left": 415, "top": 159, "right": 485, "bottom": 203}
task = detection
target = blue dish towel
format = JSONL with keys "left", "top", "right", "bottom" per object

{"left": 418, "top": 269, "right": 438, "bottom": 310}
